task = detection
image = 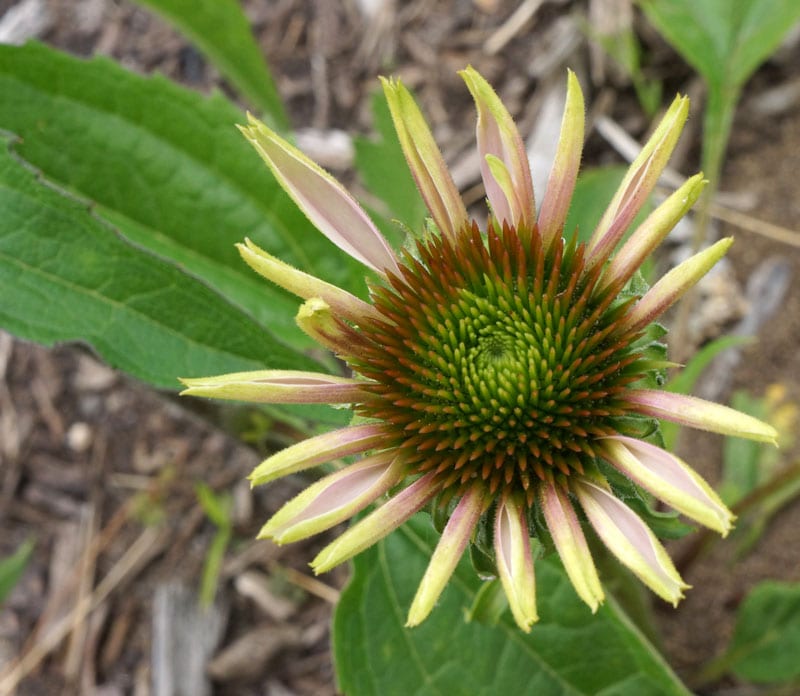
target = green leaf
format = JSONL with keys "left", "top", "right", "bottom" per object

{"left": 0, "top": 539, "right": 34, "bottom": 605}
{"left": 133, "top": 0, "right": 289, "bottom": 128}
{"left": 640, "top": 0, "right": 800, "bottom": 214}
{"left": 334, "top": 514, "right": 690, "bottom": 696}
{"left": 726, "top": 581, "right": 800, "bottom": 683}
{"left": 581, "top": 19, "right": 662, "bottom": 116}
{"left": 0, "top": 139, "right": 318, "bottom": 388}
{"left": 195, "top": 482, "right": 232, "bottom": 528}
{"left": 0, "top": 42, "right": 367, "bottom": 352}
{"left": 640, "top": 0, "right": 800, "bottom": 91}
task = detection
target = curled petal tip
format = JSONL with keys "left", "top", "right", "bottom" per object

{"left": 236, "top": 238, "right": 378, "bottom": 324}
{"left": 602, "top": 437, "right": 735, "bottom": 536}
{"left": 460, "top": 66, "right": 536, "bottom": 229}
{"left": 240, "top": 115, "right": 398, "bottom": 275}
{"left": 311, "top": 472, "right": 439, "bottom": 574}
{"left": 406, "top": 487, "right": 485, "bottom": 627}
{"left": 540, "top": 481, "right": 605, "bottom": 611}
{"left": 629, "top": 389, "right": 779, "bottom": 445}
{"left": 381, "top": 76, "right": 468, "bottom": 239}
{"left": 177, "top": 369, "right": 366, "bottom": 404}
{"left": 538, "top": 70, "right": 585, "bottom": 248}
{"left": 259, "top": 454, "right": 403, "bottom": 544}
{"left": 296, "top": 297, "right": 365, "bottom": 357}
{"left": 575, "top": 480, "right": 688, "bottom": 606}
{"left": 601, "top": 173, "right": 707, "bottom": 293}
{"left": 588, "top": 94, "right": 690, "bottom": 267}
{"left": 620, "top": 237, "right": 733, "bottom": 333}
{"left": 494, "top": 495, "right": 538, "bottom": 631}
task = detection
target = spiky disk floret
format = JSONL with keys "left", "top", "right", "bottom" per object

{"left": 350, "top": 222, "right": 646, "bottom": 504}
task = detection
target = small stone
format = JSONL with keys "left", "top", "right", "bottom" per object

{"left": 66, "top": 421, "right": 93, "bottom": 453}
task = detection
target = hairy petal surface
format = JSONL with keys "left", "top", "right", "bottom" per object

{"left": 599, "top": 173, "right": 707, "bottom": 294}
{"left": 179, "top": 370, "right": 368, "bottom": 404}
{"left": 240, "top": 115, "right": 399, "bottom": 275}
{"left": 259, "top": 453, "right": 404, "bottom": 543}
{"left": 587, "top": 95, "right": 690, "bottom": 268}
{"left": 540, "top": 480, "right": 604, "bottom": 612}
{"left": 238, "top": 239, "right": 379, "bottom": 324}
{"left": 461, "top": 66, "right": 535, "bottom": 229}
{"left": 407, "top": 485, "right": 485, "bottom": 627}
{"left": 602, "top": 436, "right": 734, "bottom": 535}
{"left": 381, "top": 77, "right": 468, "bottom": 240}
{"left": 538, "top": 70, "right": 585, "bottom": 249}
{"left": 574, "top": 479, "right": 689, "bottom": 606}
{"left": 627, "top": 390, "right": 778, "bottom": 444}
{"left": 312, "top": 472, "right": 440, "bottom": 573}
{"left": 494, "top": 494, "right": 538, "bottom": 631}
{"left": 296, "top": 298, "right": 367, "bottom": 357}
{"left": 620, "top": 238, "right": 733, "bottom": 332}
{"left": 249, "top": 423, "right": 391, "bottom": 486}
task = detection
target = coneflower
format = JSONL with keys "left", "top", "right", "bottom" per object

{"left": 181, "top": 68, "right": 776, "bottom": 631}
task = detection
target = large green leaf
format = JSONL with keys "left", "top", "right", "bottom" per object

{"left": 0, "top": 42, "right": 367, "bottom": 351}
{"left": 726, "top": 581, "right": 800, "bottom": 683}
{"left": 0, "top": 140, "right": 317, "bottom": 388}
{"left": 640, "top": 0, "right": 800, "bottom": 206}
{"left": 333, "top": 514, "right": 690, "bottom": 696}
{"left": 134, "top": 0, "right": 288, "bottom": 128}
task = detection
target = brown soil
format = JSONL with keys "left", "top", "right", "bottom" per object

{"left": 1, "top": 1, "right": 799, "bottom": 694}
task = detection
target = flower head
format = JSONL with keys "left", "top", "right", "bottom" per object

{"left": 181, "top": 68, "right": 777, "bottom": 631}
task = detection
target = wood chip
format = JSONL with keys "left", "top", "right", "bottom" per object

{"left": 0, "top": 0, "right": 51, "bottom": 44}
{"left": 207, "top": 624, "right": 304, "bottom": 683}
{"left": 484, "top": 0, "right": 544, "bottom": 55}
{"left": 152, "top": 583, "right": 228, "bottom": 696}
{"left": 235, "top": 570, "right": 298, "bottom": 621}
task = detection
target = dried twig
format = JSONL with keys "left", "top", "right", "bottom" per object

{"left": 273, "top": 563, "right": 340, "bottom": 604}
{"left": 0, "top": 526, "right": 169, "bottom": 692}
{"left": 484, "top": 0, "right": 545, "bottom": 55}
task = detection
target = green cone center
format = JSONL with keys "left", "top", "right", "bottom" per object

{"left": 352, "top": 222, "right": 643, "bottom": 503}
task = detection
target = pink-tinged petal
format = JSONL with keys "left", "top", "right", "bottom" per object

{"left": 239, "top": 115, "right": 399, "bottom": 275}
{"left": 586, "top": 95, "right": 690, "bottom": 269}
{"left": 598, "top": 174, "right": 707, "bottom": 294}
{"left": 237, "top": 238, "right": 380, "bottom": 325}
{"left": 574, "top": 479, "right": 689, "bottom": 606}
{"left": 619, "top": 238, "right": 732, "bottom": 333}
{"left": 540, "top": 480, "right": 604, "bottom": 612}
{"left": 407, "top": 486, "right": 485, "bottom": 627}
{"left": 626, "top": 390, "right": 778, "bottom": 444}
{"left": 381, "top": 77, "right": 468, "bottom": 240}
{"left": 461, "top": 66, "right": 535, "bottom": 229}
{"left": 258, "top": 453, "right": 404, "bottom": 544}
{"left": 249, "top": 423, "right": 391, "bottom": 487}
{"left": 538, "top": 70, "right": 585, "bottom": 249}
{"left": 494, "top": 495, "right": 538, "bottom": 631}
{"left": 179, "top": 370, "right": 368, "bottom": 404}
{"left": 312, "top": 471, "right": 439, "bottom": 573}
{"left": 601, "top": 436, "right": 734, "bottom": 535}
{"left": 483, "top": 154, "right": 522, "bottom": 225}
{"left": 295, "top": 298, "right": 367, "bottom": 357}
